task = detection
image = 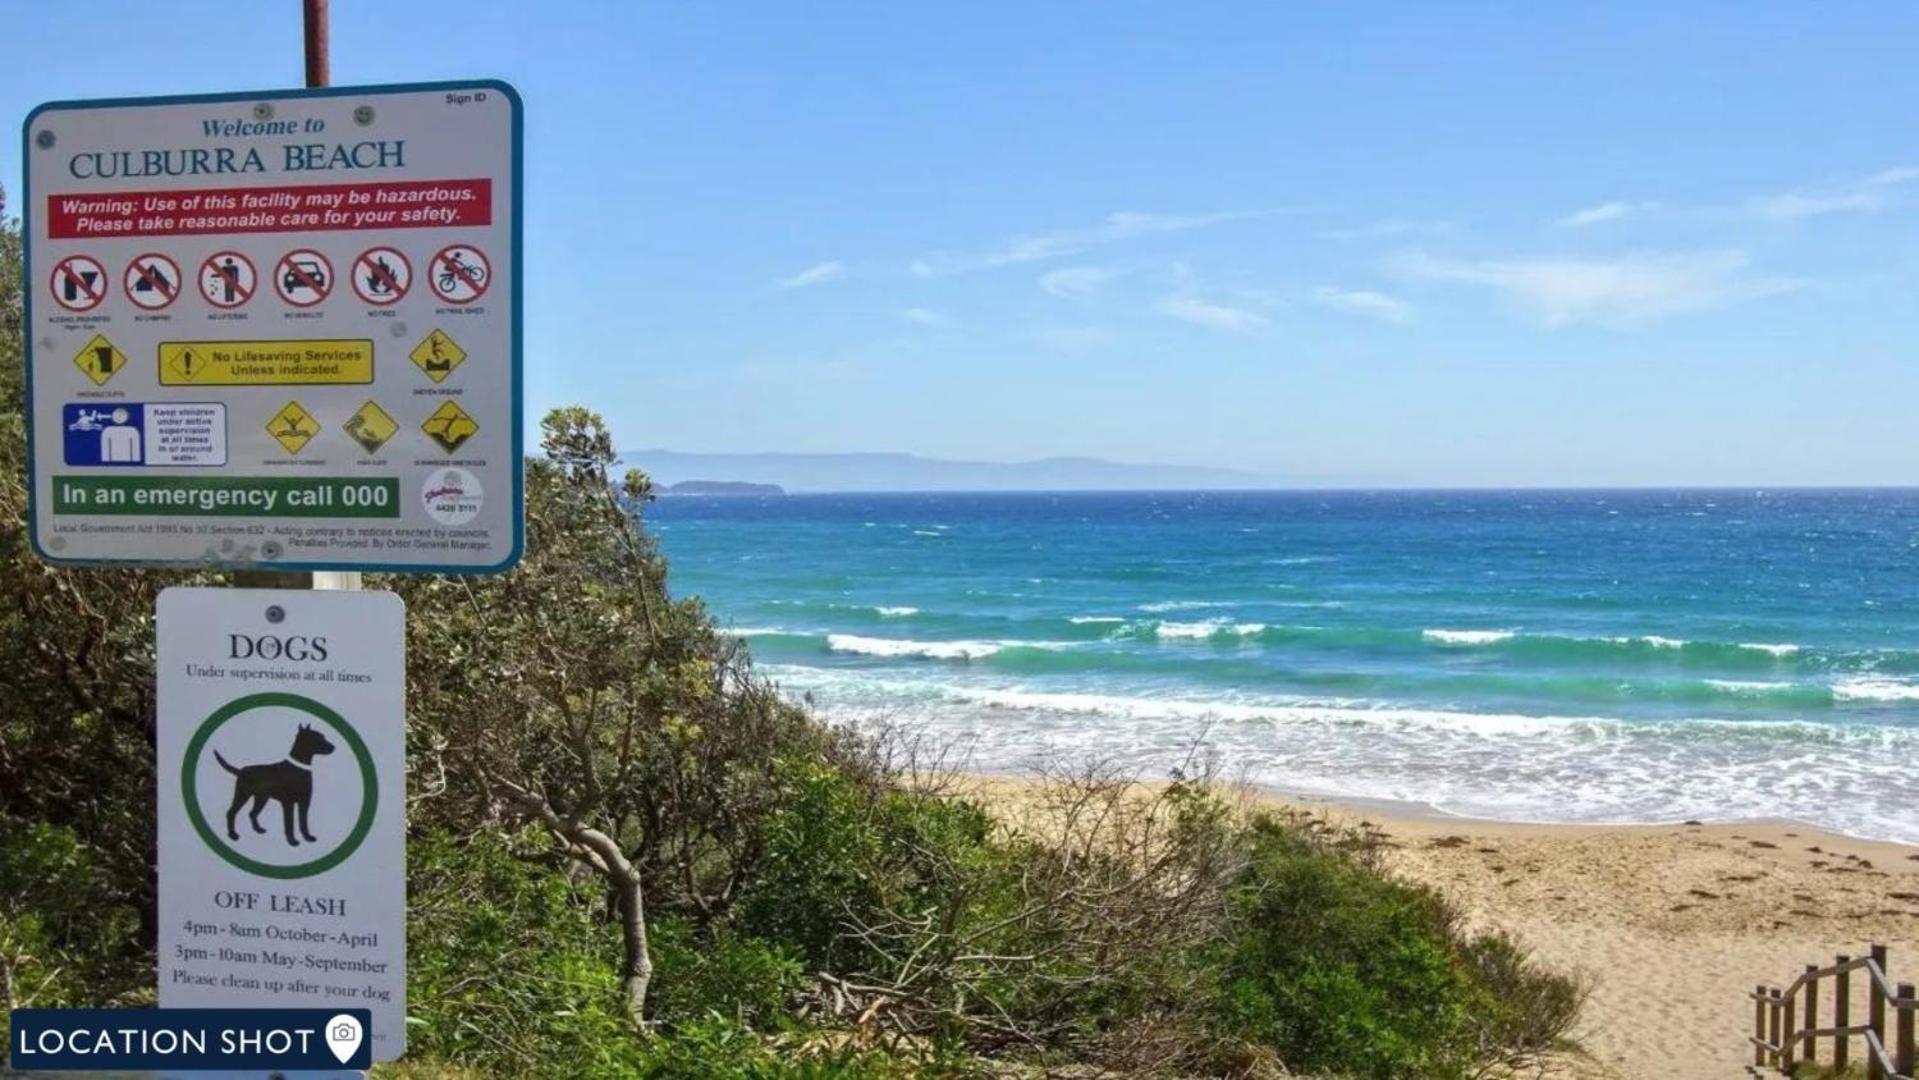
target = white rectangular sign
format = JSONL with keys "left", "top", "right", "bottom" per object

{"left": 25, "top": 81, "right": 522, "bottom": 572}
{"left": 158, "top": 587, "right": 406, "bottom": 1061}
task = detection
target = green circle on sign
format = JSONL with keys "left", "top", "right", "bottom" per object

{"left": 180, "top": 692, "right": 378, "bottom": 880}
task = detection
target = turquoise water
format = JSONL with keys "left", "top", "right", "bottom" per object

{"left": 648, "top": 490, "right": 1919, "bottom": 842}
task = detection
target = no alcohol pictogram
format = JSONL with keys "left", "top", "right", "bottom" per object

{"left": 428, "top": 244, "right": 490, "bottom": 304}
{"left": 351, "top": 247, "right": 412, "bottom": 306}
{"left": 49, "top": 254, "right": 107, "bottom": 312}
{"left": 199, "top": 251, "right": 258, "bottom": 309}
{"left": 124, "top": 253, "right": 182, "bottom": 310}
{"left": 275, "top": 248, "right": 334, "bottom": 307}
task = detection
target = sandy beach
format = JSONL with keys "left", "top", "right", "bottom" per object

{"left": 959, "top": 775, "right": 1919, "bottom": 1079}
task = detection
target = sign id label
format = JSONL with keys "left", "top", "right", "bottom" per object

{"left": 157, "top": 587, "right": 406, "bottom": 1062}
{"left": 25, "top": 80, "right": 523, "bottom": 572}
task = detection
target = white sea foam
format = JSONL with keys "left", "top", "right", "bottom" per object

{"left": 1068, "top": 616, "right": 1126, "bottom": 624}
{"left": 874, "top": 606, "right": 919, "bottom": 617}
{"left": 1156, "top": 620, "right": 1266, "bottom": 640}
{"left": 751, "top": 665, "right": 1919, "bottom": 843}
{"left": 1740, "top": 642, "right": 1801, "bottom": 657}
{"left": 1423, "top": 628, "right": 1516, "bottom": 646}
{"left": 1139, "top": 600, "right": 1232, "bottom": 613}
{"left": 1833, "top": 678, "right": 1919, "bottom": 702}
{"left": 824, "top": 634, "right": 1070, "bottom": 661}
{"left": 1706, "top": 679, "right": 1793, "bottom": 694}
{"left": 728, "top": 627, "right": 790, "bottom": 638}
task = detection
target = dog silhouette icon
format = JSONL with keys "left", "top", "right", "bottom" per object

{"left": 216, "top": 724, "right": 336, "bottom": 847}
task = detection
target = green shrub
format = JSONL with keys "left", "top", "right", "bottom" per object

{"left": 648, "top": 919, "right": 805, "bottom": 1030}
{"left": 405, "top": 828, "right": 653, "bottom": 1077}
{"left": 0, "top": 817, "right": 149, "bottom": 1051}
{"left": 1205, "top": 813, "right": 1582, "bottom": 1079}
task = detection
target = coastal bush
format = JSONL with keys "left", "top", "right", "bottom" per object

{"left": 1206, "top": 812, "right": 1583, "bottom": 1079}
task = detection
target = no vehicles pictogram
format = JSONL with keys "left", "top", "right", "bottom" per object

{"left": 50, "top": 254, "right": 107, "bottom": 312}
{"left": 275, "top": 248, "right": 334, "bottom": 307}
{"left": 124, "top": 253, "right": 182, "bottom": 310}
{"left": 428, "top": 244, "right": 490, "bottom": 304}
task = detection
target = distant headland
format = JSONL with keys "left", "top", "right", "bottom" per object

{"left": 659, "top": 480, "right": 786, "bottom": 496}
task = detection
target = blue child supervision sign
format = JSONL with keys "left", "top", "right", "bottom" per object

{"left": 9, "top": 1008, "right": 373, "bottom": 1071}
{"left": 63, "top": 402, "right": 228, "bottom": 467}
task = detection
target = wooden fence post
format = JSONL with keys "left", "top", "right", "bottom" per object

{"left": 1755, "top": 983, "right": 1769, "bottom": 1068}
{"left": 1896, "top": 982, "right": 1914, "bottom": 1079}
{"left": 1772, "top": 988, "right": 1785, "bottom": 1068}
{"left": 1839, "top": 955, "right": 1853, "bottom": 1071}
{"left": 1803, "top": 963, "right": 1820, "bottom": 1065}
{"left": 1870, "top": 944, "right": 1888, "bottom": 1080}
{"left": 1784, "top": 981, "right": 1798, "bottom": 1069}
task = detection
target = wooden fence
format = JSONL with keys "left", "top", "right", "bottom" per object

{"left": 1748, "top": 944, "right": 1917, "bottom": 1079}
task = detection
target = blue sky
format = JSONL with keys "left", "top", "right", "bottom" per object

{"left": 6, "top": 2, "right": 1918, "bottom": 485}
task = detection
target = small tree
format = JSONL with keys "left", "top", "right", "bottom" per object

{"left": 397, "top": 407, "right": 846, "bottom": 1024}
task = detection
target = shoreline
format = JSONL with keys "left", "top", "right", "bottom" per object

{"left": 956, "top": 772, "right": 1919, "bottom": 1079}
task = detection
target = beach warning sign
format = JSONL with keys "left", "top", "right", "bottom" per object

{"left": 23, "top": 80, "right": 523, "bottom": 572}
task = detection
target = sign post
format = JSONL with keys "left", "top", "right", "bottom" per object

{"left": 22, "top": 78, "right": 523, "bottom": 573}
{"left": 157, "top": 587, "right": 407, "bottom": 1062}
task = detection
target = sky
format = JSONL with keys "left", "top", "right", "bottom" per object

{"left": 4, "top": 2, "right": 1918, "bottom": 486}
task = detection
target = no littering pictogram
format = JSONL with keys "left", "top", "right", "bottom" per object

{"left": 50, "top": 254, "right": 108, "bottom": 312}
{"left": 352, "top": 246, "right": 412, "bottom": 306}
{"left": 428, "top": 244, "right": 490, "bottom": 304}
{"left": 274, "top": 248, "right": 334, "bottom": 307}
{"left": 199, "top": 251, "right": 258, "bottom": 310}
{"left": 124, "top": 253, "right": 182, "bottom": 310}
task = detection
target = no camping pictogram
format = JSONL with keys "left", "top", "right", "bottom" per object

{"left": 274, "top": 248, "right": 334, "bottom": 307}
{"left": 199, "top": 251, "right": 258, "bottom": 309}
{"left": 124, "top": 253, "right": 182, "bottom": 310}
{"left": 428, "top": 244, "right": 490, "bottom": 304}
{"left": 49, "top": 254, "right": 108, "bottom": 312}
{"left": 352, "top": 246, "right": 413, "bottom": 306}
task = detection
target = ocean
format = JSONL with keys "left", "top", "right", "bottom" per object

{"left": 647, "top": 489, "right": 1919, "bottom": 843}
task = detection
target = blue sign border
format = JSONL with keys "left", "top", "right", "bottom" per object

{"left": 21, "top": 79, "right": 525, "bottom": 575}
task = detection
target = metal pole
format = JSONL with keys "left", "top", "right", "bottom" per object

{"left": 300, "top": 0, "right": 362, "bottom": 592}
{"left": 304, "top": 0, "right": 330, "bottom": 89}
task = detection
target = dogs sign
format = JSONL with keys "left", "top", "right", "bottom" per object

{"left": 22, "top": 80, "right": 523, "bottom": 573}
{"left": 158, "top": 587, "right": 405, "bottom": 1061}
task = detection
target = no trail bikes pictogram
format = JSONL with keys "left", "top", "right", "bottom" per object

{"left": 351, "top": 246, "right": 413, "bottom": 306}
{"left": 199, "top": 251, "right": 258, "bottom": 310}
{"left": 50, "top": 254, "right": 108, "bottom": 312}
{"left": 428, "top": 244, "right": 490, "bottom": 304}
{"left": 124, "top": 252, "right": 181, "bottom": 310}
{"left": 275, "top": 248, "right": 335, "bottom": 307}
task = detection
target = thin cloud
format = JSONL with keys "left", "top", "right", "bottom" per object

{"left": 901, "top": 307, "right": 951, "bottom": 327}
{"left": 1555, "top": 200, "right": 1655, "bottom": 228}
{"left": 1039, "top": 265, "right": 1124, "bottom": 298}
{"left": 1313, "top": 286, "right": 1412, "bottom": 324}
{"left": 1732, "top": 166, "right": 1919, "bottom": 221}
{"left": 1159, "top": 295, "right": 1269, "bottom": 332}
{"left": 1320, "top": 218, "right": 1455, "bottom": 242}
{"left": 775, "top": 260, "right": 846, "bottom": 289}
{"left": 1392, "top": 250, "right": 1799, "bottom": 327}
{"left": 913, "top": 210, "right": 1273, "bottom": 277}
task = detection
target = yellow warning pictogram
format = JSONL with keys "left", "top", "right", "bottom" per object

{"left": 343, "top": 400, "right": 399, "bottom": 455}
{"left": 408, "top": 329, "right": 466, "bottom": 383}
{"left": 421, "top": 400, "right": 478, "bottom": 454}
{"left": 266, "top": 401, "right": 322, "bottom": 455}
{"left": 163, "top": 343, "right": 208, "bottom": 383}
{"left": 72, "top": 334, "right": 127, "bottom": 386}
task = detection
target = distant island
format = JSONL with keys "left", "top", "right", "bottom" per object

{"left": 659, "top": 480, "right": 786, "bottom": 496}
{"left": 623, "top": 450, "right": 1275, "bottom": 493}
